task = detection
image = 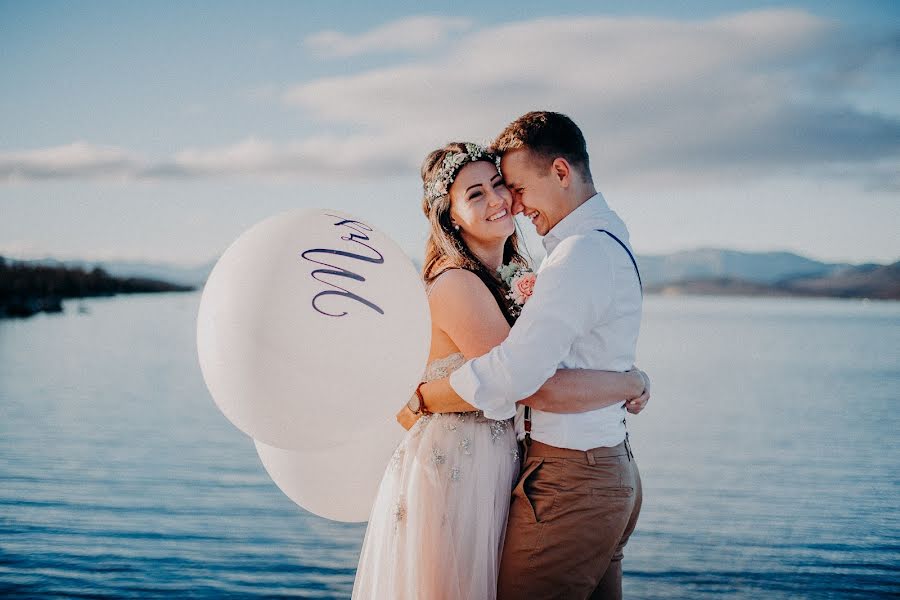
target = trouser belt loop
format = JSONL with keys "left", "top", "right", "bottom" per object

{"left": 586, "top": 451, "right": 596, "bottom": 465}
{"left": 625, "top": 431, "right": 633, "bottom": 461}
{"left": 524, "top": 406, "right": 532, "bottom": 447}
{"left": 622, "top": 416, "right": 633, "bottom": 461}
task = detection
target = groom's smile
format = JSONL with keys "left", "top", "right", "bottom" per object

{"left": 499, "top": 148, "right": 569, "bottom": 237}
{"left": 522, "top": 208, "right": 539, "bottom": 224}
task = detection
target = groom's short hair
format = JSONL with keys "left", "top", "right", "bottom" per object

{"left": 493, "top": 111, "right": 592, "bottom": 184}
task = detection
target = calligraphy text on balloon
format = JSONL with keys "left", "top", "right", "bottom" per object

{"left": 300, "top": 215, "right": 386, "bottom": 318}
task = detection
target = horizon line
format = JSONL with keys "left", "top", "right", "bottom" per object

{"left": 1, "top": 247, "right": 897, "bottom": 269}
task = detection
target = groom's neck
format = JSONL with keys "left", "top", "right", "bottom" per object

{"left": 562, "top": 181, "right": 598, "bottom": 217}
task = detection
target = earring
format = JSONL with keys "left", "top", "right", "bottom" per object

{"left": 453, "top": 223, "right": 460, "bottom": 231}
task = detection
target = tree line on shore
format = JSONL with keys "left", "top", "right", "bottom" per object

{"left": 0, "top": 256, "right": 195, "bottom": 318}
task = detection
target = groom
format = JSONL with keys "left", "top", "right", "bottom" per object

{"left": 423, "top": 111, "right": 646, "bottom": 599}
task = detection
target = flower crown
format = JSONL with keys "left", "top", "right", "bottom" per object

{"left": 424, "top": 143, "right": 502, "bottom": 203}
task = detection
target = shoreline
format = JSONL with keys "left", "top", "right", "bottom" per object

{"left": 0, "top": 256, "right": 196, "bottom": 319}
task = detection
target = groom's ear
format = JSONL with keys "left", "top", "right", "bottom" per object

{"left": 551, "top": 157, "right": 572, "bottom": 189}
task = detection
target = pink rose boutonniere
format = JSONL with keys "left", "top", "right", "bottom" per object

{"left": 497, "top": 263, "right": 536, "bottom": 317}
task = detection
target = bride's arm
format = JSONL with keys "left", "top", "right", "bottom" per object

{"left": 422, "top": 368, "right": 648, "bottom": 414}
{"left": 418, "top": 271, "right": 648, "bottom": 415}
{"left": 417, "top": 270, "right": 509, "bottom": 414}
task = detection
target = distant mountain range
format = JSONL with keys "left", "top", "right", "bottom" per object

{"left": 10, "top": 257, "right": 215, "bottom": 288}
{"left": 9, "top": 249, "right": 899, "bottom": 301}
{"left": 636, "top": 249, "right": 852, "bottom": 287}
{"left": 636, "top": 249, "right": 899, "bottom": 300}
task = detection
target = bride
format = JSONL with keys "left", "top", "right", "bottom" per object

{"left": 352, "top": 142, "right": 648, "bottom": 599}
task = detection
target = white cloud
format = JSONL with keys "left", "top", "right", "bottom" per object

{"left": 0, "top": 142, "right": 139, "bottom": 181}
{"left": 144, "top": 134, "right": 419, "bottom": 179}
{"left": 2, "top": 10, "right": 897, "bottom": 188}
{"left": 0, "top": 137, "right": 419, "bottom": 182}
{"left": 285, "top": 10, "right": 900, "bottom": 187}
{"left": 305, "top": 16, "right": 472, "bottom": 58}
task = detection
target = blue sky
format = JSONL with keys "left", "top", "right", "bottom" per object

{"left": 1, "top": 0, "right": 898, "bottom": 265}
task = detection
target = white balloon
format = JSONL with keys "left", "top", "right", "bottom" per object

{"left": 197, "top": 208, "right": 430, "bottom": 450}
{"left": 255, "top": 416, "right": 405, "bottom": 522}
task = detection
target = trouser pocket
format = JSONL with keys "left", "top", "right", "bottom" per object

{"left": 512, "top": 457, "right": 545, "bottom": 523}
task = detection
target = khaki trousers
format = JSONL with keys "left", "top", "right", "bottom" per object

{"left": 497, "top": 438, "right": 642, "bottom": 600}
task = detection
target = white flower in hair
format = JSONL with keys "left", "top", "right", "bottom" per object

{"left": 424, "top": 143, "right": 503, "bottom": 203}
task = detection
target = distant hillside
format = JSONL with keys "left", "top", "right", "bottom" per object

{"left": 636, "top": 249, "right": 847, "bottom": 287}
{"left": 0, "top": 256, "right": 196, "bottom": 318}
{"left": 783, "top": 261, "right": 900, "bottom": 300}
{"left": 7, "top": 248, "right": 897, "bottom": 302}
{"left": 97, "top": 259, "right": 216, "bottom": 287}
{"left": 650, "top": 261, "right": 900, "bottom": 300}
{"left": 22, "top": 248, "right": 850, "bottom": 289}
{"left": 17, "top": 256, "right": 216, "bottom": 288}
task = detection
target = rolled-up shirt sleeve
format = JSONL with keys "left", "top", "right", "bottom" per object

{"left": 449, "top": 235, "right": 614, "bottom": 420}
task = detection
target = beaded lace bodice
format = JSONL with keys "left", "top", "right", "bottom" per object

{"left": 423, "top": 352, "right": 467, "bottom": 383}
{"left": 396, "top": 351, "right": 518, "bottom": 486}
{"left": 413, "top": 351, "right": 512, "bottom": 432}
{"left": 380, "top": 324, "right": 519, "bottom": 540}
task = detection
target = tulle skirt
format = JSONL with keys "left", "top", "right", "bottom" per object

{"left": 352, "top": 411, "right": 519, "bottom": 600}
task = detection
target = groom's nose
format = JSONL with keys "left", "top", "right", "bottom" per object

{"left": 510, "top": 196, "right": 525, "bottom": 215}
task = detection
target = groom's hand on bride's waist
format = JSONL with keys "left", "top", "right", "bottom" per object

{"left": 626, "top": 369, "right": 650, "bottom": 414}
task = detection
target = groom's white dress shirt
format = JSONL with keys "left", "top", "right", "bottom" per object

{"left": 448, "top": 192, "right": 642, "bottom": 451}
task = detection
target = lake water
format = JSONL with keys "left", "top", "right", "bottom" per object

{"left": 1, "top": 291, "right": 897, "bottom": 599}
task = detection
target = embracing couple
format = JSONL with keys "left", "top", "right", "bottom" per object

{"left": 353, "top": 111, "right": 650, "bottom": 600}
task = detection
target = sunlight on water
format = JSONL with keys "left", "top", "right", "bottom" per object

{"left": 1, "top": 292, "right": 898, "bottom": 598}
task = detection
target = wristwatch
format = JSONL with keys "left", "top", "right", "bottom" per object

{"left": 407, "top": 382, "right": 431, "bottom": 415}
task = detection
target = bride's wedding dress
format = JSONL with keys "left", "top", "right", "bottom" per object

{"left": 352, "top": 351, "right": 519, "bottom": 600}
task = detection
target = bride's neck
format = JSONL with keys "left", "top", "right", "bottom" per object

{"left": 464, "top": 237, "right": 505, "bottom": 272}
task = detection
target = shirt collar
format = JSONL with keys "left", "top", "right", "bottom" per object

{"left": 542, "top": 192, "right": 612, "bottom": 253}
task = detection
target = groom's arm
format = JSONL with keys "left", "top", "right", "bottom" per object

{"left": 448, "top": 235, "right": 614, "bottom": 420}
{"left": 421, "top": 366, "right": 645, "bottom": 416}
